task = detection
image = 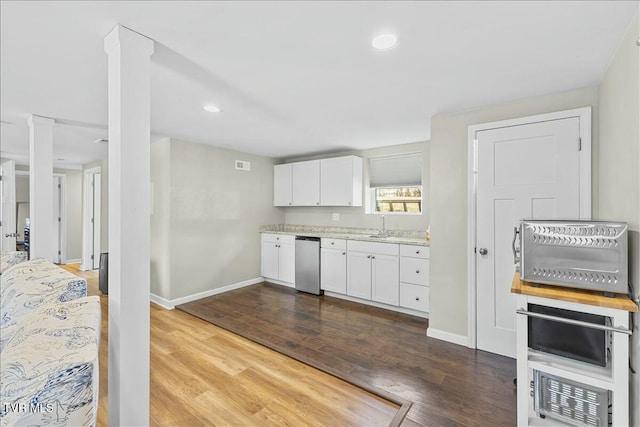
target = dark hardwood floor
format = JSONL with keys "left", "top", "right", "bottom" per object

{"left": 178, "top": 283, "right": 517, "bottom": 426}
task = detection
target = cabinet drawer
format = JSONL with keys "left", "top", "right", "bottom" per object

{"left": 400, "top": 258, "right": 429, "bottom": 286}
{"left": 321, "top": 238, "right": 347, "bottom": 250}
{"left": 400, "top": 244, "right": 430, "bottom": 259}
{"left": 262, "top": 233, "right": 295, "bottom": 244}
{"left": 347, "top": 240, "right": 399, "bottom": 256}
{"left": 399, "top": 283, "right": 429, "bottom": 312}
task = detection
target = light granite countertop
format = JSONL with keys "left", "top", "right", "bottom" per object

{"left": 260, "top": 224, "right": 430, "bottom": 247}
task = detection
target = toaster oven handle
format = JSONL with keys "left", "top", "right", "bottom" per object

{"left": 512, "top": 226, "right": 521, "bottom": 267}
{"left": 516, "top": 309, "right": 632, "bottom": 335}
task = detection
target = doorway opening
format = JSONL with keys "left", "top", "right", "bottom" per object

{"left": 82, "top": 167, "right": 101, "bottom": 270}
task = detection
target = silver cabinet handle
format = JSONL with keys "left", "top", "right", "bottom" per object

{"left": 342, "top": 252, "right": 346, "bottom": 255}
{"left": 415, "top": 250, "right": 420, "bottom": 254}
{"left": 367, "top": 255, "right": 371, "bottom": 259}
{"left": 415, "top": 297, "right": 420, "bottom": 301}
{"left": 512, "top": 226, "right": 521, "bottom": 267}
{"left": 348, "top": 202, "right": 352, "bottom": 205}
{"left": 331, "top": 242, "right": 334, "bottom": 245}
{"left": 416, "top": 270, "right": 420, "bottom": 274}
{"left": 288, "top": 202, "right": 292, "bottom": 205}
{"left": 478, "top": 248, "right": 488, "bottom": 255}
{"left": 516, "top": 309, "right": 631, "bottom": 334}
{"left": 371, "top": 255, "right": 376, "bottom": 259}
{"left": 316, "top": 202, "right": 320, "bottom": 205}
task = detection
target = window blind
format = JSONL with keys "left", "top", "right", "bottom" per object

{"left": 369, "top": 153, "right": 422, "bottom": 187}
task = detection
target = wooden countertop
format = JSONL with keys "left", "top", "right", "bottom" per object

{"left": 511, "top": 271, "right": 638, "bottom": 312}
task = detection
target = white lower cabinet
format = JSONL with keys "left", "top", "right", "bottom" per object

{"left": 261, "top": 233, "right": 295, "bottom": 284}
{"left": 346, "top": 241, "right": 399, "bottom": 304}
{"left": 398, "top": 244, "right": 430, "bottom": 313}
{"left": 371, "top": 254, "right": 399, "bottom": 305}
{"left": 321, "top": 247, "right": 347, "bottom": 293}
{"left": 399, "top": 283, "right": 429, "bottom": 312}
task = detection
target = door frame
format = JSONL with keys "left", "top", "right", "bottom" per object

{"left": 466, "top": 107, "right": 592, "bottom": 349}
{"left": 82, "top": 166, "right": 101, "bottom": 270}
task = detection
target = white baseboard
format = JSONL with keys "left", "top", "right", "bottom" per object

{"left": 65, "top": 258, "right": 82, "bottom": 264}
{"left": 426, "top": 327, "right": 468, "bottom": 347}
{"left": 150, "top": 277, "right": 264, "bottom": 310}
{"left": 324, "top": 291, "right": 429, "bottom": 319}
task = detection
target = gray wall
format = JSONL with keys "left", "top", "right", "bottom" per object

{"left": 150, "top": 138, "right": 171, "bottom": 299}
{"left": 597, "top": 9, "right": 639, "bottom": 426}
{"left": 151, "top": 138, "right": 284, "bottom": 300}
{"left": 283, "top": 141, "right": 430, "bottom": 231}
{"left": 429, "top": 86, "right": 600, "bottom": 337}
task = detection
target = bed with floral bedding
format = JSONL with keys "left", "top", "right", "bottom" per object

{"left": 0, "top": 258, "right": 100, "bottom": 427}
{"left": 0, "top": 252, "right": 28, "bottom": 275}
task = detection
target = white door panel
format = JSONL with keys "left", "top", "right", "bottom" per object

{"left": 371, "top": 254, "right": 399, "bottom": 306}
{"left": 476, "top": 117, "right": 583, "bottom": 358}
{"left": 347, "top": 251, "right": 371, "bottom": 300}
{"left": 292, "top": 160, "right": 320, "bottom": 206}
{"left": 321, "top": 248, "right": 347, "bottom": 293}
{"left": 278, "top": 242, "right": 295, "bottom": 284}
{"left": 92, "top": 173, "right": 101, "bottom": 269}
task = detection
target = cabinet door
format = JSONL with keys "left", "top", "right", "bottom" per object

{"left": 278, "top": 242, "right": 296, "bottom": 284}
{"left": 347, "top": 251, "right": 372, "bottom": 300}
{"left": 292, "top": 160, "right": 320, "bottom": 206}
{"left": 321, "top": 248, "right": 347, "bottom": 294}
{"left": 261, "top": 241, "right": 280, "bottom": 279}
{"left": 273, "top": 164, "right": 293, "bottom": 206}
{"left": 320, "top": 156, "right": 353, "bottom": 206}
{"left": 371, "top": 254, "right": 399, "bottom": 306}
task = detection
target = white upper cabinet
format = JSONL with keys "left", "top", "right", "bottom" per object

{"left": 320, "top": 156, "right": 363, "bottom": 207}
{"left": 273, "top": 164, "right": 292, "bottom": 206}
{"left": 273, "top": 155, "right": 363, "bottom": 207}
{"left": 292, "top": 160, "right": 320, "bottom": 206}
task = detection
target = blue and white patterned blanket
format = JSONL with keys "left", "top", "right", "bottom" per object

{"left": 0, "top": 258, "right": 98, "bottom": 427}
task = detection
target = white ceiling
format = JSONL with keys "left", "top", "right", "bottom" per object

{"left": 1, "top": 1, "right": 637, "bottom": 168}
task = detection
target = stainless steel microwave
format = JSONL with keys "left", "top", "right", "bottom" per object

{"left": 516, "top": 220, "right": 628, "bottom": 294}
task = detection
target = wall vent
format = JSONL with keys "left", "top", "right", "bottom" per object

{"left": 235, "top": 160, "right": 251, "bottom": 171}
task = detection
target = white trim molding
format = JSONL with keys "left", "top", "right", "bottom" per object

{"left": 466, "top": 106, "right": 592, "bottom": 350}
{"left": 150, "top": 277, "right": 264, "bottom": 310}
{"left": 324, "top": 291, "right": 429, "bottom": 319}
{"left": 426, "top": 328, "right": 468, "bottom": 347}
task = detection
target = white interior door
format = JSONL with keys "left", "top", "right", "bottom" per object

{"left": 52, "top": 176, "right": 61, "bottom": 263}
{"left": 0, "top": 160, "right": 17, "bottom": 251}
{"left": 92, "top": 173, "right": 101, "bottom": 269}
{"left": 476, "top": 117, "right": 585, "bottom": 358}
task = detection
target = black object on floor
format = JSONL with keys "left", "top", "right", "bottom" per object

{"left": 99, "top": 252, "right": 108, "bottom": 294}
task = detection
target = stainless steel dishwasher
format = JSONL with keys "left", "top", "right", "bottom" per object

{"left": 295, "top": 236, "right": 322, "bottom": 295}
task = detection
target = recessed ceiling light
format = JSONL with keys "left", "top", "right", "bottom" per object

{"left": 371, "top": 33, "right": 399, "bottom": 51}
{"left": 203, "top": 105, "right": 222, "bottom": 113}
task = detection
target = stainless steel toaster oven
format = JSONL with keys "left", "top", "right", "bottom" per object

{"left": 517, "top": 220, "right": 628, "bottom": 294}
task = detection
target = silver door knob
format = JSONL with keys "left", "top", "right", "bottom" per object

{"left": 478, "top": 248, "right": 488, "bottom": 255}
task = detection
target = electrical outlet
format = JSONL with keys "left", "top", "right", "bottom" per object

{"left": 332, "top": 213, "right": 340, "bottom": 221}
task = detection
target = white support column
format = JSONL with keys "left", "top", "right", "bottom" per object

{"left": 104, "top": 25, "right": 154, "bottom": 426}
{"left": 27, "top": 115, "right": 54, "bottom": 261}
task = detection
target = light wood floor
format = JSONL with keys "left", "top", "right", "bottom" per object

{"left": 60, "top": 264, "right": 398, "bottom": 426}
